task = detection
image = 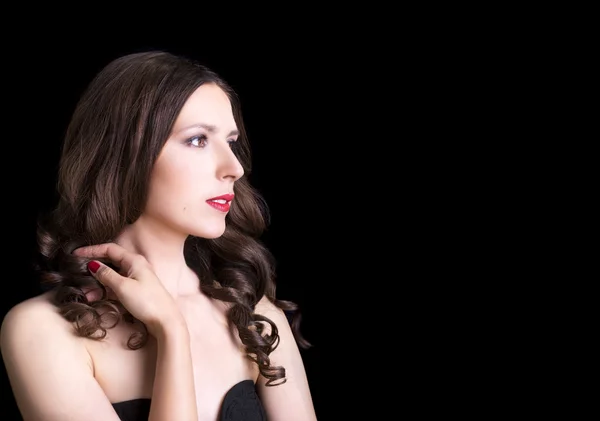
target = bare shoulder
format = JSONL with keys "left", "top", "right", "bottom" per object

{"left": 2, "top": 291, "right": 57, "bottom": 318}
{"left": 253, "top": 295, "right": 317, "bottom": 420}
{"left": 1, "top": 292, "right": 73, "bottom": 345}
{"left": 253, "top": 295, "right": 294, "bottom": 339}
{"left": 0, "top": 291, "right": 87, "bottom": 369}
{"left": 254, "top": 295, "right": 288, "bottom": 324}
{"left": 1, "top": 292, "right": 119, "bottom": 420}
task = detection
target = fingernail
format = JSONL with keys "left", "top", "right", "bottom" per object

{"left": 88, "top": 261, "right": 100, "bottom": 273}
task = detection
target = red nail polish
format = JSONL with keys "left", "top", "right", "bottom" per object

{"left": 88, "top": 261, "right": 100, "bottom": 273}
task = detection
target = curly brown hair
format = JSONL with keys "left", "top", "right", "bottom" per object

{"left": 34, "top": 50, "right": 310, "bottom": 387}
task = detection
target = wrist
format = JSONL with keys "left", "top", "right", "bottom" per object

{"left": 151, "top": 315, "right": 189, "bottom": 342}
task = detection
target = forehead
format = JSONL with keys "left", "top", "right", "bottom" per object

{"left": 173, "top": 83, "right": 236, "bottom": 131}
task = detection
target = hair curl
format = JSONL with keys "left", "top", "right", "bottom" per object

{"left": 34, "top": 50, "right": 310, "bottom": 386}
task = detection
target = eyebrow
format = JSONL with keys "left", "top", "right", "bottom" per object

{"left": 178, "top": 123, "right": 239, "bottom": 137}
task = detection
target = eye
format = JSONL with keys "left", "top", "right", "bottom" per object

{"left": 186, "top": 134, "right": 208, "bottom": 148}
{"left": 227, "top": 139, "right": 238, "bottom": 149}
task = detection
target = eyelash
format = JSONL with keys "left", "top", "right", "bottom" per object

{"left": 186, "top": 134, "right": 237, "bottom": 149}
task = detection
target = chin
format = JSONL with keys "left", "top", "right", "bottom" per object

{"left": 191, "top": 223, "right": 227, "bottom": 239}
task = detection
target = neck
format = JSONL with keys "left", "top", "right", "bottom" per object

{"left": 115, "top": 215, "right": 200, "bottom": 297}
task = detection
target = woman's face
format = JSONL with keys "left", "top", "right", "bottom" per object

{"left": 143, "top": 83, "right": 244, "bottom": 239}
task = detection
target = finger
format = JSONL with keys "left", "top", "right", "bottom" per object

{"left": 87, "top": 260, "right": 127, "bottom": 292}
{"left": 74, "top": 243, "right": 141, "bottom": 274}
{"left": 73, "top": 242, "right": 128, "bottom": 262}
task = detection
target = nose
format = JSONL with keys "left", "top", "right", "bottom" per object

{"left": 216, "top": 142, "right": 244, "bottom": 181}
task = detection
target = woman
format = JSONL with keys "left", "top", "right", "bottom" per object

{"left": 0, "top": 50, "right": 316, "bottom": 421}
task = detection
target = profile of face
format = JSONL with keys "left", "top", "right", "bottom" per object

{"left": 142, "top": 83, "right": 245, "bottom": 239}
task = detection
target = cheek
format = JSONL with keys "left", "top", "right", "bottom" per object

{"left": 148, "top": 146, "right": 217, "bottom": 208}
{"left": 149, "top": 161, "right": 209, "bottom": 209}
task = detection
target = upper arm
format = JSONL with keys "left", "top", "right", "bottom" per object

{"left": 0, "top": 299, "right": 121, "bottom": 421}
{"left": 254, "top": 296, "right": 317, "bottom": 421}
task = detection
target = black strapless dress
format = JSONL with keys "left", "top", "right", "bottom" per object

{"left": 112, "top": 379, "right": 266, "bottom": 421}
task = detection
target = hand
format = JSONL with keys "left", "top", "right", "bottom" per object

{"left": 73, "top": 242, "right": 184, "bottom": 336}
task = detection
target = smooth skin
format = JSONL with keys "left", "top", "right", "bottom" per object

{"left": 0, "top": 83, "right": 316, "bottom": 421}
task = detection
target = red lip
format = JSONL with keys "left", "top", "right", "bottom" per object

{"left": 207, "top": 193, "right": 234, "bottom": 201}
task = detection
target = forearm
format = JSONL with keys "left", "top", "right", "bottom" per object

{"left": 148, "top": 320, "right": 198, "bottom": 421}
